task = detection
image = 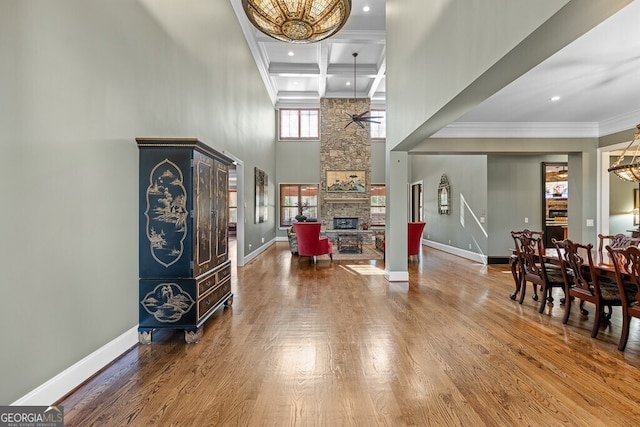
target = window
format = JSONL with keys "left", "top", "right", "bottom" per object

{"left": 370, "top": 184, "right": 386, "bottom": 225}
{"left": 228, "top": 190, "right": 237, "bottom": 224}
{"left": 370, "top": 110, "right": 386, "bottom": 139}
{"left": 279, "top": 109, "right": 319, "bottom": 140}
{"left": 280, "top": 184, "right": 319, "bottom": 227}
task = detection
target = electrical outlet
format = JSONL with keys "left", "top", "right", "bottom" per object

{"left": 261, "top": 237, "right": 265, "bottom": 243}
{"left": 524, "top": 217, "right": 529, "bottom": 223}
{"left": 469, "top": 244, "right": 472, "bottom": 249}
{"left": 448, "top": 239, "right": 451, "bottom": 244}
{"left": 249, "top": 243, "right": 252, "bottom": 249}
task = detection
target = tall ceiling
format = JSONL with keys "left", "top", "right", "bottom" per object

{"left": 231, "top": 0, "right": 386, "bottom": 108}
{"left": 231, "top": 0, "right": 640, "bottom": 137}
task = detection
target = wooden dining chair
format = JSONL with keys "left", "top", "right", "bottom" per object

{"left": 512, "top": 231, "right": 566, "bottom": 312}
{"left": 606, "top": 245, "right": 640, "bottom": 351}
{"left": 511, "top": 230, "right": 536, "bottom": 301}
{"left": 553, "top": 239, "right": 622, "bottom": 338}
{"left": 597, "top": 233, "right": 640, "bottom": 254}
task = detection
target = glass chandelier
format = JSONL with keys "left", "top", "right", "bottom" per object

{"left": 608, "top": 124, "right": 640, "bottom": 182}
{"left": 242, "top": 0, "right": 351, "bottom": 43}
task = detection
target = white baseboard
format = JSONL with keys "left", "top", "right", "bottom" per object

{"left": 425, "top": 240, "right": 488, "bottom": 264}
{"left": 12, "top": 326, "right": 139, "bottom": 406}
{"left": 385, "top": 270, "right": 409, "bottom": 282}
{"left": 244, "top": 238, "right": 276, "bottom": 263}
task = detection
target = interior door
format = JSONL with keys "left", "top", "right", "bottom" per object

{"left": 542, "top": 162, "right": 568, "bottom": 247}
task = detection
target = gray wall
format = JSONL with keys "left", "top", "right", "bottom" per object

{"left": 411, "top": 155, "right": 488, "bottom": 255}
{"left": 609, "top": 162, "right": 638, "bottom": 235}
{"left": 487, "top": 155, "right": 567, "bottom": 257}
{"left": 0, "top": 0, "right": 275, "bottom": 404}
{"left": 600, "top": 127, "right": 640, "bottom": 235}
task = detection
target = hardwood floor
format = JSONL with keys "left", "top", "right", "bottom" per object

{"left": 59, "top": 242, "right": 640, "bottom": 426}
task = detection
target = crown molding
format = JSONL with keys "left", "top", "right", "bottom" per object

{"left": 599, "top": 108, "right": 640, "bottom": 136}
{"left": 431, "top": 122, "right": 600, "bottom": 139}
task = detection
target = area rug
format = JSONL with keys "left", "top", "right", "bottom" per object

{"left": 331, "top": 244, "right": 384, "bottom": 261}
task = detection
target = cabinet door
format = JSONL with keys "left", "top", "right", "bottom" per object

{"left": 214, "top": 160, "right": 229, "bottom": 266}
{"left": 139, "top": 149, "right": 193, "bottom": 278}
{"left": 193, "top": 151, "right": 215, "bottom": 277}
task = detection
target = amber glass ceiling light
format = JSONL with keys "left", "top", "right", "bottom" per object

{"left": 242, "top": 0, "right": 351, "bottom": 43}
{"left": 609, "top": 124, "right": 640, "bottom": 182}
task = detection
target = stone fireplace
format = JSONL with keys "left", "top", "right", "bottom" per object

{"left": 320, "top": 98, "right": 371, "bottom": 229}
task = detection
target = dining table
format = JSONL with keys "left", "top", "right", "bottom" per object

{"left": 508, "top": 247, "right": 617, "bottom": 301}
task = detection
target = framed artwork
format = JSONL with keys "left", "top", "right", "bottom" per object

{"left": 438, "top": 174, "right": 451, "bottom": 215}
{"left": 255, "top": 167, "right": 268, "bottom": 223}
{"left": 326, "top": 170, "right": 366, "bottom": 192}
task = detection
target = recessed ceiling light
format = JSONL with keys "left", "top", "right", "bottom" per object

{"left": 288, "top": 51, "right": 294, "bottom": 56}
{"left": 363, "top": 6, "right": 370, "bottom": 12}
{"left": 550, "top": 95, "right": 560, "bottom": 101}
{"left": 346, "top": 81, "right": 351, "bottom": 86}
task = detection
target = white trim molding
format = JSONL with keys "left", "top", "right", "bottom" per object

{"left": 12, "top": 326, "right": 139, "bottom": 406}
{"left": 385, "top": 270, "right": 409, "bottom": 282}
{"left": 425, "top": 240, "right": 488, "bottom": 265}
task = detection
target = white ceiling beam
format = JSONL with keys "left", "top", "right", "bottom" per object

{"left": 368, "top": 46, "right": 386, "bottom": 99}
{"left": 318, "top": 43, "right": 330, "bottom": 98}
{"left": 327, "top": 63, "right": 378, "bottom": 77}
{"left": 276, "top": 90, "right": 320, "bottom": 100}
{"left": 268, "top": 63, "right": 320, "bottom": 75}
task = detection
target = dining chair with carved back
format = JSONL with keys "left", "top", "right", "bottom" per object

{"left": 553, "top": 238, "right": 622, "bottom": 338}
{"left": 512, "top": 230, "right": 566, "bottom": 312}
{"left": 606, "top": 245, "right": 640, "bottom": 351}
{"left": 597, "top": 234, "right": 640, "bottom": 260}
{"left": 511, "top": 229, "right": 542, "bottom": 302}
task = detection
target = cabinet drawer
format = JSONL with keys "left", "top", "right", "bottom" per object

{"left": 196, "top": 260, "right": 231, "bottom": 297}
{"left": 197, "top": 269, "right": 218, "bottom": 297}
{"left": 197, "top": 278, "right": 231, "bottom": 322}
{"left": 216, "top": 262, "right": 231, "bottom": 283}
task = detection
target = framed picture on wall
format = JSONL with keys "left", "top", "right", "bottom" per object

{"left": 326, "top": 170, "right": 366, "bottom": 192}
{"left": 255, "top": 167, "right": 268, "bottom": 223}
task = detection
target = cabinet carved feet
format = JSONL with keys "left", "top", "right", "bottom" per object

{"left": 184, "top": 328, "right": 203, "bottom": 344}
{"left": 224, "top": 295, "right": 234, "bottom": 308}
{"left": 138, "top": 330, "right": 153, "bottom": 344}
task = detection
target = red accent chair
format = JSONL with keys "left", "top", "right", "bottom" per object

{"left": 408, "top": 222, "right": 426, "bottom": 259}
{"left": 293, "top": 222, "right": 333, "bottom": 262}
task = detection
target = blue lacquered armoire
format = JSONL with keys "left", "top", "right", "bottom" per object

{"left": 136, "top": 138, "right": 233, "bottom": 343}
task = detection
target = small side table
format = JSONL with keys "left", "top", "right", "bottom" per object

{"left": 337, "top": 233, "right": 363, "bottom": 253}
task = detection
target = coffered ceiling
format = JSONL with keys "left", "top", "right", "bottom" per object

{"left": 231, "top": 0, "right": 386, "bottom": 108}
{"left": 231, "top": 1, "right": 640, "bottom": 137}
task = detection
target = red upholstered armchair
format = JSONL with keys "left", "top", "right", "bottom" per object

{"left": 293, "top": 222, "right": 333, "bottom": 262}
{"left": 408, "top": 222, "right": 426, "bottom": 258}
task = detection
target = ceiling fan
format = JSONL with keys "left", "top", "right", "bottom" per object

{"left": 345, "top": 52, "right": 382, "bottom": 129}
